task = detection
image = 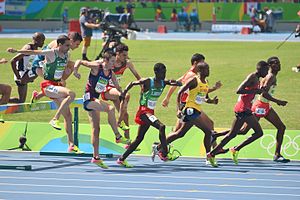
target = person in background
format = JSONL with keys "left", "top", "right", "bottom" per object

{"left": 190, "top": 8, "right": 201, "bottom": 32}
{"left": 79, "top": 7, "right": 100, "bottom": 61}
{"left": 62, "top": 7, "right": 68, "bottom": 32}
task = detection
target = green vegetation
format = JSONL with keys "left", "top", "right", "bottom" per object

{"left": 0, "top": 39, "right": 299, "bottom": 130}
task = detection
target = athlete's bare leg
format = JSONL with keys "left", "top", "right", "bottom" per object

{"left": 0, "top": 84, "right": 11, "bottom": 105}
{"left": 264, "top": 108, "right": 286, "bottom": 157}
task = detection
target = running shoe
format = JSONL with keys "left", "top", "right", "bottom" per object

{"left": 115, "top": 136, "right": 131, "bottom": 144}
{"left": 230, "top": 147, "right": 239, "bottom": 165}
{"left": 151, "top": 142, "right": 159, "bottom": 162}
{"left": 30, "top": 90, "right": 38, "bottom": 104}
{"left": 117, "top": 158, "right": 133, "bottom": 168}
{"left": 49, "top": 119, "right": 61, "bottom": 130}
{"left": 119, "top": 120, "right": 130, "bottom": 131}
{"left": 157, "top": 151, "right": 177, "bottom": 162}
{"left": 273, "top": 155, "right": 290, "bottom": 163}
{"left": 68, "top": 145, "right": 84, "bottom": 154}
{"left": 91, "top": 157, "right": 108, "bottom": 169}
{"left": 206, "top": 153, "right": 218, "bottom": 167}
{"left": 292, "top": 67, "right": 300, "bottom": 73}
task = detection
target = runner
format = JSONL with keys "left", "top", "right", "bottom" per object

{"left": 102, "top": 43, "right": 141, "bottom": 142}
{"left": 206, "top": 60, "right": 269, "bottom": 166}
{"left": 31, "top": 32, "right": 83, "bottom": 103}
{"left": 73, "top": 51, "right": 130, "bottom": 168}
{"left": 9, "top": 32, "right": 45, "bottom": 103}
{"left": 7, "top": 35, "right": 81, "bottom": 153}
{"left": 153, "top": 62, "right": 220, "bottom": 165}
{"left": 117, "top": 63, "right": 181, "bottom": 167}
{"left": 240, "top": 57, "right": 289, "bottom": 162}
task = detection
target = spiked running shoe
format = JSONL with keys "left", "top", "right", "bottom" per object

{"left": 230, "top": 147, "right": 239, "bottom": 165}
{"left": 117, "top": 158, "right": 133, "bottom": 168}
{"left": 119, "top": 120, "right": 130, "bottom": 131}
{"left": 91, "top": 157, "right": 108, "bottom": 169}
{"left": 157, "top": 151, "right": 177, "bottom": 162}
{"left": 116, "top": 136, "right": 131, "bottom": 145}
{"left": 49, "top": 119, "right": 61, "bottom": 130}
{"left": 273, "top": 155, "right": 290, "bottom": 163}
{"left": 151, "top": 142, "right": 159, "bottom": 162}
{"left": 206, "top": 153, "right": 218, "bottom": 167}
{"left": 68, "top": 145, "right": 84, "bottom": 154}
{"left": 30, "top": 90, "right": 38, "bottom": 104}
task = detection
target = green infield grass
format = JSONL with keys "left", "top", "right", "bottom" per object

{"left": 0, "top": 38, "right": 299, "bottom": 130}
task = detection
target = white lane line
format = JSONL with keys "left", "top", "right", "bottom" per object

{"left": 1, "top": 175, "right": 300, "bottom": 186}
{"left": 2, "top": 159, "right": 298, "bottom": 172}
{"left": 0, "top": 171, "right": 299, "bottom": 183}
{"left": 0, "top": 182, "right": 299, "bottom": 191}
{"left": 1, "top": 167, "right": 300, "bottom": 178}
{"left": 0, "top": 190, "right": 207, "bottom": 200}
{"left": 0, "top": 187, "right": 299, "bottom": 198}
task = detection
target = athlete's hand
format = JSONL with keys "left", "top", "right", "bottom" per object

{"left": 119, "top": 92, "right": 126, "bottom": 102}
{"left": 212, "top": 96, "right": 219, "bottom": 104}
{"left": 73, "top": 71, "right": 81, "bottom": 79}
{"left": 0, "top": 58, "right": 7, "bottom": 64}
{"left": 176, "top": 110, "right": 183, "bottom": 119}
{"left": 7, "top": 48, "right": 17, "bottom": 53}
{"left": 277, "top": 100, "right": 288, "bottom": 106}
{"left": 214, "top": 81, "right": 222, "bottom": 90}
{"left": 161, "top": 98, "right": 169, "bottom": 107}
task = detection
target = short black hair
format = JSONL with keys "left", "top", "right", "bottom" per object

{"left": 267, "top": 56, "right": 280, "bottom": 65}
{"left": 68, "top": 32, "right": 83, "bottom": 42}
{"left": 115, "top": 43, "right": 129, "bottom": 53}
{"left": 191, "top": 53, "right": 205, "bottom": 65}
{"left": 57, "top": 35, "right": 70, "bottom": 45}
{"left": 154, "top": 63, "right": 166, "bottom": 73}
{"left": 256, "top": 60, "right": 269, "bottom": 71}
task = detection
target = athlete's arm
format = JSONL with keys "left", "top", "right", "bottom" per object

{"left": 236, "top": 73, "right": 263, "bottom": 94}
{"left": 120, "top": 78, "right": 148, "bottom": 101}
{"left": 111, "top": 72, "right": 122, "bottom": 93}
{"left": 176, "top": 77, "right": 197, "bottom": 110}
{"left": 261, "top": 74, "right": 288, "bottom": 106}
{"left": 164, "top": 79, "right": 182, "bottom": 87}
{"left": 161, "top": 75, "right": 184, "bottom": 107}
{"left": 208, "top": 81, "right": 222, "bottom": 93}
{"left": 127, "top": 61, "right": 141, "bottom": 80}
{"left": 7, "top": 48, "right": 49, "bottom": 56}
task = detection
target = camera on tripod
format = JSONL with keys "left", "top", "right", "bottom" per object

{"left": 88, "top": 8, "right": 105, "bottom": 24}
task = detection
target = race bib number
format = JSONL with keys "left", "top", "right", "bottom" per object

{"left": 27, "top": 70, "right": 36, "bottom": 78}
{"left": 255, "top": 108, "right": 266, "bottom": 115}
{"left": 195, "top": 93, "right": 205, "bottom": 104}
{"left": 148, "top": 115, "right": 158, "bottom": 123}
{"left": 54, "top": 70, "right": 64, "bottom": 80}
{"left": 186, "top": 108, "right": 194, "bottom": 116}
{"left": 45, "top": 85, "right": 59, "bottom": 94}
{"left": 95, "top": 79, "right": 107, "bottom": 93}
{"left": 147, "top": 100, "right": 157, "bottom": 110}
{"left": 83, "top": 92, "right": 91, "bottom": 102}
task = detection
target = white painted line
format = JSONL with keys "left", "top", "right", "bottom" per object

{"left": 0, "top": 181, "right": 299, "bottom": 191}
{"left": 0, "top": 170, "right": 299, "bottom": 183}
{"left": 0, "top": 175, "right": 300, "bottom": 187}
{"left": 0, "top": 190, "right": 208, "bottom": 200}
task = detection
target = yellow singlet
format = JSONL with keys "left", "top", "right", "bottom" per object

{"left": 185, "top": 77, "right": 209, "bottom": 112}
